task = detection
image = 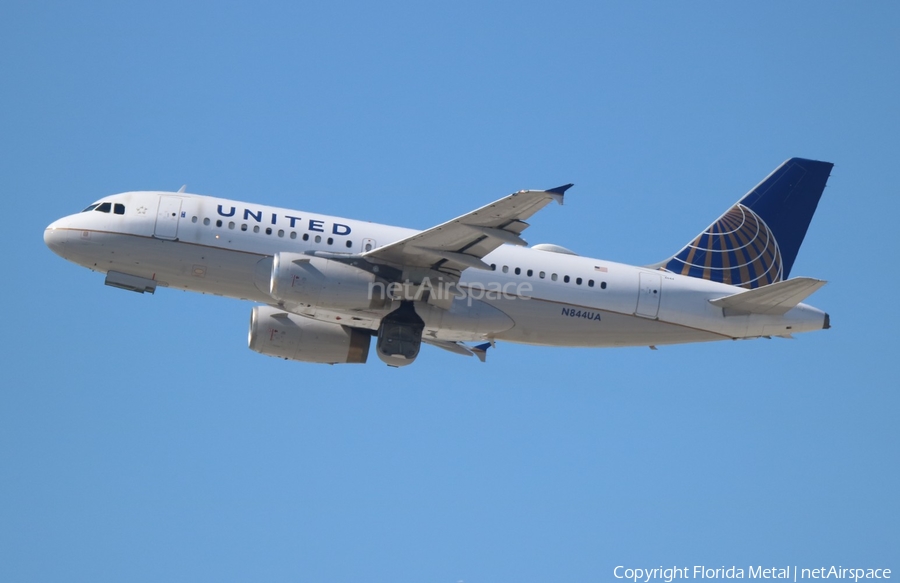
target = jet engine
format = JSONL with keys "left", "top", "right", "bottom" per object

{"left": 248, "top": 305, "right": 370, "bottom": 364}
{"left": 269, "top": 252, "right": 389, "bottom": 310}
{"left": 375, "top": 302, "right": 425, "bottom": 367}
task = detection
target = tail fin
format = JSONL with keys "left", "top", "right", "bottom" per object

{"left": 659, "top": 157, "right": 833, "bottom": 289}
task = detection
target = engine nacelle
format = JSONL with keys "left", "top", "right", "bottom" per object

{"left": 248, "top": 306, "right": 370, "bottom": 364}
{"left": 269, "top": 252, "right": 388, "bottom": 310}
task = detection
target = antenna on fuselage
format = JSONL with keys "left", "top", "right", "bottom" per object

{"left": 177, "top": 185, "right": 187, "bottom": 193}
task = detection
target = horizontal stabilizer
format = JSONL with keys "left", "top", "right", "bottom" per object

{"left": 710, "top": 277, "right": 826, "bottom": 316}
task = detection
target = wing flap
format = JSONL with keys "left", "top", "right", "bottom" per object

{"left": 710, "top": 277, "right": 826, "bottom": 316}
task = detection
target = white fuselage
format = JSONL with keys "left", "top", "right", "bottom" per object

{"left": 44, "top": 191, "right": 828, "bottom": 348}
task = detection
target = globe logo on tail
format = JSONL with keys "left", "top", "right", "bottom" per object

{"left": 664, "top": 204, "right": 782, "bottom": 289}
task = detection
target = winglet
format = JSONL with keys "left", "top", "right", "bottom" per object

{"left": 546, "top": 184, "right": 573, "bottom": 205}
{"left": 546, "top": 183, "right": 574, "bottom": 195}
{"left": 471, "top": 342, "right": 492, "bottom": 363}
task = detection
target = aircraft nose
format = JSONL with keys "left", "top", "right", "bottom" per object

{"left": 44, "top": 220, "right": 69, "bottom": 255}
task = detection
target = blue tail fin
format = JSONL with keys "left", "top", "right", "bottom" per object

{"left": 660, "top": 158, "right": 833, "bottom": 289}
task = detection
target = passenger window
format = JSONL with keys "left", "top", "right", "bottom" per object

{"left": 114, "top": 204, "right": 125, "bottom": 215}
{"left": 576, "top": 277, "right": 582, "bottom": 285}
{"left": 539, "top": 271, "right": 545, "bottom": 279}
{"left": 502, "top": 266, "right": 509, "bottom": 273}
{"left": 216, "top": 219, "right": 223, "bottom": 227}
{"left": 191, "top": 216, "right": 198, "bottom": 223}
{"left": 278, "top": 229, "right": 284, "bottom": 237}
{"left": 551, "top": 273, "right": 558, "bottom": 281}
{"left": 253, "top": 226, "right": 260, "bottom": 233}
{"left": 229, "top": 222, "right": 235, "bottom": 229}
{"left": 203, "top": 218, "right": 210, "bottom": 226}
{"left": 527, "top": 269, "right": 533, "bottom": 277}
{"left": 588, "top": 279, "right": 594, "bottom": 287}
{"left": 327, "top": 237, "right": 333, "bottom": 245}
{"left": 490, "top": 264, "right": 496, "bottom": 271}
{"left": 241, "top": 224, "right": 248, "bottom": 231}
{"left": 564, "top": 275, "right": 570, "bottom": 283}
{"left": 514, "top": 267, "right": 521, "bottom": 275}
{"left": 345, "top": 240, "right": 352, "bottom": 248}
{"left": 315, "top": 235, "right": 321, "bottom": 243}
{"left": 601, "top": 281, "right": 607, "bottom": 289}
{"left": 265, "top": 227, "right": 272, "bottom": 235}
{"left": 96, "top": 202, "right": 111, "bottom": 213}
{"left": 303, "top": 234, "right": 310, "bottom": 241}
{"left": 290, "top": 232, "right": 297, "bottom": 239}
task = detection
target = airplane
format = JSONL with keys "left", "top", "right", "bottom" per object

{"left": 44, "top": 157, "right": 833, "bottom": 367}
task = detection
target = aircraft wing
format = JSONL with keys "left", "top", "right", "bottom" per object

{"left": 422, "top": 338, "right": 492, "bottom": 362}
{"left": 362, "top": 185, "right": 572, "bottom": 276}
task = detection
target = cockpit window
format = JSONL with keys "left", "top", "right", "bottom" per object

{"left": 114, "top": 203, "right": 125, "bottom": 215}
{"left": 96, "top": 202, "right": 112, "bottom": 213}
{"left": 81, "top": 203, "right": 100, "bottom": 213}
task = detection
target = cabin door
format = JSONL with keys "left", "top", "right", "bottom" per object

{"left": 635, "top": 272, "right": 662, "bottom": 319}
{"left": 154, "top": 196, "right": 183, "bottom": 240}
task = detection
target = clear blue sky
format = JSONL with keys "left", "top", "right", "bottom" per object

{"left": 2, "top": 1, "right": 898, "bottom": 581}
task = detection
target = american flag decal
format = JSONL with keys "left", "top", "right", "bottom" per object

{"left": 594, "top": 266, "right": 608, "bottom": 272}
